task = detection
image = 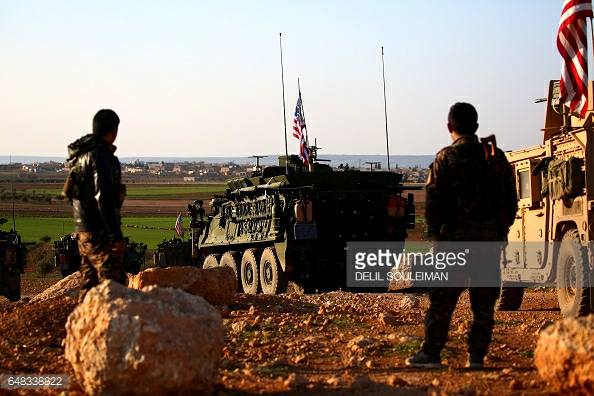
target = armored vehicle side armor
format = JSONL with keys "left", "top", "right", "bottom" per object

{"left": 186, "top": 154, "right": 415, "bottom": 294}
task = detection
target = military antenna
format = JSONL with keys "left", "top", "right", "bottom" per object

{"left": 10, "top": 154, "right": 16, "bottom": 231}
{"left": 381, "top": 46, "right": 391, "bottom": 172}
{"left": 279, "top": 33, "right": 289, "bottom": 174}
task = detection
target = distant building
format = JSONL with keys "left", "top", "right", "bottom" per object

{"left": 123, "top": 166, "right": 145, "bottom": 174}
{"left": 147, "top": 163, "right": 164, "bottom": 175}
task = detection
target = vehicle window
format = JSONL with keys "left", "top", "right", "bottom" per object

{"left": 519, "top": 170, "right": 530, "bottom": 199}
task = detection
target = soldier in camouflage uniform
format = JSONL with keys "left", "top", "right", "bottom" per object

{"left": 406, "top": 103, "right": 518, "bottom": 369}
{"left": 63, "top": 109, "right": 127, "bottom": 302}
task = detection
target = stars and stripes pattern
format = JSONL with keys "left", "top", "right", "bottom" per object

{"left": 174, "top": 213, "right": 184, "bottom": 237}
{"left": 557, "top": 0, "right": 593, "bottom": 118}
{"left": 292, "top": 94, "right": 310, "bottom": 166}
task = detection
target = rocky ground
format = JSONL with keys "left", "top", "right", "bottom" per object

{"left": 0, "top": 276, "right": 562, "bottom": 395}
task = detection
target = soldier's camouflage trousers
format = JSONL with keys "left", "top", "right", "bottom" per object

{"left": 76, "top": 231, "right": 127, "bottom": 302}
{"left": 421, "top": 287, "right": 501, "bottom": 359}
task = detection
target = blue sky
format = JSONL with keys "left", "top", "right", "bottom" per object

{"left": 0, "top": 1, "right": 569, "bottom": 157}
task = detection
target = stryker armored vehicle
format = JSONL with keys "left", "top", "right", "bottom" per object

{"left": 54, "top": 234, "right": 147, "bottom": 277}
{"left": 186, "top": 150, "right": 416, "bottom": 294}
{"left": 499, "top": 80, "right": 594, "bottom": 318}
{"left": 0, "top": 218, "right": 26, "bottom": 301}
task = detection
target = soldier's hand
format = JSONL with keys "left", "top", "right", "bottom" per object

{"left": 111, "top": 240, "right": 126, "bottom": 255}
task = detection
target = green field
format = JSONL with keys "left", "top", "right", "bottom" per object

{"left": 8, "top": 183, "right": 226, "bottom": 199}
{"left": 2, "top": 216, "right": 183, "bottom": 249}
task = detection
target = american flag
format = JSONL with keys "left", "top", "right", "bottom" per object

{"left": 174, "top": 213, "right": 184, "bottom": 237}
{"left": 557, "top": 0, "right": 593, "bottom": 118}
{"left": 292, "top": 94, "right": 310, "bottom": 165}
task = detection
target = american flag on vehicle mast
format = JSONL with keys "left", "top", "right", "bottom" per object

{"left": 175, "top": 213, "right": 184, "bottom": 237}
{"left": 557, "top": 0, "right": 594, "bottom": 118}
{"left": 292, "top": 94, "right": 310, "bottom": 165}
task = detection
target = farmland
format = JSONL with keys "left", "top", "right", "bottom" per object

{"left": 0, "top": 182, "right": 227, "bottom": 249}
{"left": 2, "top": 182, "right": 226, "bottom": 199}
{"left": 2, "top": 215, "right": 180, "bottom": 249}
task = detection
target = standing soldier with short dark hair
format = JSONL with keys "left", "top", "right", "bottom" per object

{"left": 406, "top": 102, "right": 518, "bottom": 369}
{"left": 63, "top": 109, "right": 127, "bottom": 301}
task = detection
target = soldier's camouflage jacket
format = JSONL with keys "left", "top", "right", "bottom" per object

{"left": 425, "top": 135, "right": 518, "bottom": 241}
{"left": 63, "top": 134, "right": 126, "bottom": 242}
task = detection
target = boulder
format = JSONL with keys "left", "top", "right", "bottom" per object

{"left": 534, "top": 315, "right": 594, "bottom": 394}
{"left": 128, "top": 266, "right": 236, "bottom": 306}
{"left": 29, "top": 271, "right": 83, "bottom": 303}
{"left": 65, "top": 281, "right": 223, "bottom": 396}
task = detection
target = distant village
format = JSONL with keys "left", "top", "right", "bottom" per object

{"left": 0, "top": 160, "right": 428, "bottom": 183}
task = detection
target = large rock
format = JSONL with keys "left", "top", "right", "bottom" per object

{"left": 65, "top": 281, "right": 223, "bottom": 396}
{"left": 535, "top": 315, "right": 594, "bottom": 394}
{"left": 30, "top": 271, "right": 83, "bottom": 303}
{"left": 128, "top": 266, "right": 236, "bottom": 306}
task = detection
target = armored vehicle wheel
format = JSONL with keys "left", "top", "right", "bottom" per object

{"left": 259, "top": 247, "right": 287, "bottom": 295}
{"left": 241, "top": 249, "right": 260, "bottom": 295}
{"left": 203, "top": 254, "right": 221, "bottom": 269}
{"left": 497, "top": 287, "right": 524, "bottom": 311}
{"left": 557, "top": 229, "right": 590, "bottom": 318}
{"left": 5, "top": 273, "right": 21, "bottom": 302}
{"left": 220, "top": 251, "right": 241, "bottom": 292}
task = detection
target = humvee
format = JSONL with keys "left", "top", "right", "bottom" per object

{"left": 500, "top": 80, "right": 594, "bottom": 318}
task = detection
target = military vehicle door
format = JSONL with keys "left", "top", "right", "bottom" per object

{"left": 505, "top": 158, "right": 550, "bottom": 278}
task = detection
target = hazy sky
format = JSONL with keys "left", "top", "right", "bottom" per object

{"left": 0, "top": 1, "right": 571, "bottom": 158}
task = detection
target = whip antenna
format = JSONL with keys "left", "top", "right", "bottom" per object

{"left": 381, "top": 46, "right": 391, "bottom": 172}
{"left": 10, "top": 154, "right": 15, "bottom": 231}
{"left": 279, "top": 33, "right": 289, "bottom": 174}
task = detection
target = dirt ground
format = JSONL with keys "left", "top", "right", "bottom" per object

{"left": 2, "top": 187, "right": 559, "bottom": 395}
{"left": 0, "top": 274, "right": 561, "bottom": 396}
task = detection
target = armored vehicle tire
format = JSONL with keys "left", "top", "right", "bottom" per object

{"left": 5, "top": 273, "right": 21, "bottom": 302}
{"left": 220, "top": 251, "right": 241, "bottom": 292}
{"left": 557, "top": 229, "right": 590, "bottom": 318}
{"left": 259, "top": 247, "right": 287, "bottom": 295}
{"left": 497, "top": 287, "right": 524, "bottom": 311}
{"left": 203, "top": 254, "right": 221, "bottom": 269}
{"left": 241, "top": 249, "right": 260, "bottom": 295}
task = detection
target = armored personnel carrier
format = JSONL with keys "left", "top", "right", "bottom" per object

{"left": 186, "top": 152, "right": 416, "bottom": 294}
{"left": 0, "top": 218, "right": 26, "bottom": 301}
{"left": 500, "top": 80, "right": 594, "bottom": 318}
{"left": 53, "top": 234, "right": 147, "bottom": 277}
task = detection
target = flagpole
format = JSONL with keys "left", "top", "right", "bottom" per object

{"left": 279, "top": 33, "right": 290, "bottom": 174}
{"left": 297, "top": 78, "right": 310, "bottom": 146}
{"left": 590, "top": 18, "right": 594, "bottom": 74}
{"left": 381, "top": 46, "right": 391, "bottom": 172}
